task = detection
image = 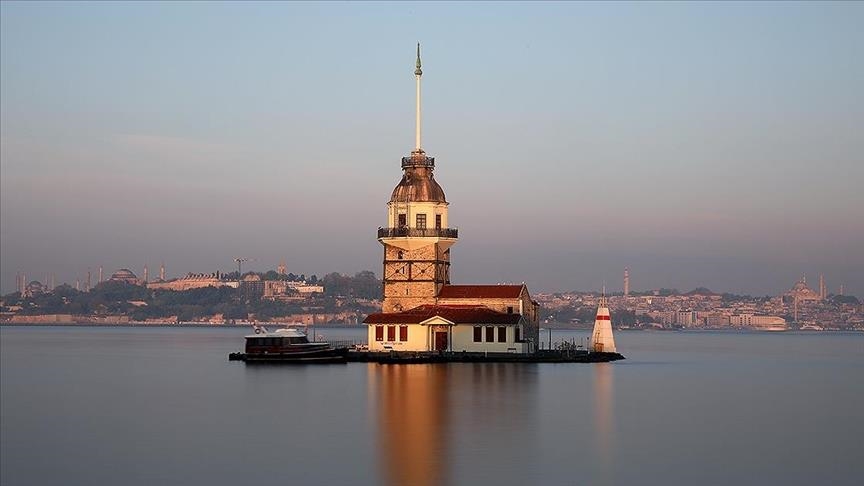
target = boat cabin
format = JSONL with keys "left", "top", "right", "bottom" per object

{"left": 244, "top": 328, "right": 326, "bottom": 354}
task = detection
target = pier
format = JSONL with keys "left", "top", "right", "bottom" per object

{"left": 346, "top": 349, "right": 624, "bottom": 364}
{"left": 229, "top": 348, "right": 625, "bottom": 364}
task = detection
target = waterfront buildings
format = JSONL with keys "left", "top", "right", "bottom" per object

{"left": 364, "top": 46, "right": 540, "bottom": 352}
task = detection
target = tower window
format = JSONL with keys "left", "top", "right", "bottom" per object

{"left": 473, "top": 327, "right": 482, "bottom": 342}
{"left": 498, "top": 326, "right": 507, "bottom": 343}
{"left": 486, "top": 326, "right": 495, "bottom": 342}
{"left": 397, "top": 251, "right": 404, "bottom": 260}
{"left": 416, "top": 214, "right": 427, "bottom": 229}
{"left": 398, "top": 214, "right": 407, "bottom": 228}
{"left": 399, "top": 326, "right": 408, "bottom": 342}
{"left": 507, "top": 306, "right": 513, "bottom": 314}
{"left": 435, "top": 214, "right": 442, "bottom": 229}
{"left": 375, "top": 326, "right": 384, "bottom": 341}
{"left": 387, "top": 326, "right": 396, "bottom": 341}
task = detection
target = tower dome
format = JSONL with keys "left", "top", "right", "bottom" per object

{"left": 390, "top": 158, "right": 447, "bottom": 203}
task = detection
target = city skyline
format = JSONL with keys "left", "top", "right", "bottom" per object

{"left": 2, "top": 2, "right": 863, "bottom": 296}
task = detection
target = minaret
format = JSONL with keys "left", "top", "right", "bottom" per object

{"left": 143, "top": 265, "right": 149, "bottom": 285}
{"left": 160, "top": 262, "right": 165, "bottom": 281}
{"left": 86, "top": 270, "right": 91, "bottom": 292}
{"left": 623, "top": 267, "right": 630, "bottom": 297}
{"left": 591, "top": 288, "right": 617, "bottom": 353}
{"left": 98, "top": 266, "right": 103, "bottom": 284}
{"left": 378, "top": 44, "right": 457, "bottom": 313}
{"left": 819, "top": 273, "right": 826, "bottom": 300}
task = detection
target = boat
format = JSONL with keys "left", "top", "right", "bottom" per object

{"left": 229, "top": 324, "right": 349, "bottom": 363}
{"left": 800, "top": 323, "right": 824, "bottom": 331}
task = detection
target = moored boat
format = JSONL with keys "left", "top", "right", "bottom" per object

{"left": 229, "top": 325, "right": 349, "bottom": 363}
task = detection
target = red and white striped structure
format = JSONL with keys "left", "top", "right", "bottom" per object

{"left": 591, "top": 295, "right": 617, "bottom": 353}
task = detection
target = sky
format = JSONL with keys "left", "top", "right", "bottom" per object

{"left": 1, "top": 1, "right": 862, "bottom": 296}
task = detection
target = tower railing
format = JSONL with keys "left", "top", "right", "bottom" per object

{"left": 401, "top": 156, "right": 435, "bottom": 168}
{"left": 378, "top": 227, "right": 458, "bottom": 239}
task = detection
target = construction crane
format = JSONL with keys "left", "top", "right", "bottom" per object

{"left": 234, "top": 258, "right": 250, "bottom": 287}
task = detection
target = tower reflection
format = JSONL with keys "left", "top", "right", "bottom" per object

{"left": 372, "top": 364, "right": 450, "bottom": 486}
{"left": 370, "top": 363, "right": 539, "bottom": 486}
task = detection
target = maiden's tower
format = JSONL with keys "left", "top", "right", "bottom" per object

{"left": 365, "top": 45, "right": 540, "bottom": 353}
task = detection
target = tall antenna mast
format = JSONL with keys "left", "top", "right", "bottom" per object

{"left": 414, "top": 42, "right": 423, "bottom": 154}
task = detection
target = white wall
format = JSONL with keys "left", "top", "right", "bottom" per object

{"left": 368, "top": 323, "right": 428, "bottom": 351}
{"left": 366, "top": 323, "right": 528, "bottom": 353}
{"left": 387, "top": 201, "right": 449, "bottom": 229}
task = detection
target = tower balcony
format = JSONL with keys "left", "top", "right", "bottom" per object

{"left": 402, "top": 156, "right": 435, "bottom": 169}
{"left": 378, "top": 227, "right": 458, "bottom": 239}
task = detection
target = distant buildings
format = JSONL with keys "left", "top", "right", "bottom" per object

{"left": 623, "top": 267, "right": 630, "bottom": 297}
{"left": 783, "top": 275, "right": 823, "bottom": 303}
{"left": 262, "top": 280, "right": 324, "bottom": 301}
{"left": 147, "top": 272, "right": 235, "bottom": 291}
{"left": 108, "top": 268, "right": 140, "bottom": 285}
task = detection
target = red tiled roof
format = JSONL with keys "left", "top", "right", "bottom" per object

{"left": 364, "top": 305, "right": 522, "bottom": 325}
{"left": 436, "top": 284, "right": 525, "bottom": 299}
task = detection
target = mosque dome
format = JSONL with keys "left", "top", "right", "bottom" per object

{"left": 109, "top": 269, "right": 139, "bottom": 284}
{"left": 785, "top": 276, "right": 821, "bottom": 302}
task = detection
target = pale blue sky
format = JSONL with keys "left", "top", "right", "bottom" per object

{"left": 2, "top": 1, "right": 862, "bottom": 296}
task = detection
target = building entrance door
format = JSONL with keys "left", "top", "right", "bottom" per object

{"left": 434, "top": 331, "right": 448, "bottom": 351}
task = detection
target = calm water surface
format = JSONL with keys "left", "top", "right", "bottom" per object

{"left": 1, "top": 327, "right": 862, "bottom": 486}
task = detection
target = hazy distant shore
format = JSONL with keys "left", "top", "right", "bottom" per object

{"left": 1, "top": 321, "right": 858, "bottom": 333}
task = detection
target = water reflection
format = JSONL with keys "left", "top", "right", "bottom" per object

{"left": 371, "top": 364, "right": 450, "bottom": 486}
{"left": 593, "top": 363, "right": 615, "bottom": 484}
{"left": 370, "top": 363, "right": 539, "bottom": 486}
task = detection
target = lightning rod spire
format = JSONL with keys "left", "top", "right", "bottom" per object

{"left": 414, "top": 42, "right": 423, "bottom": 154}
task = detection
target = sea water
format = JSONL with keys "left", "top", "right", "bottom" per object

{"left": 1, "top": 326, "right": 862, "bottom": 486}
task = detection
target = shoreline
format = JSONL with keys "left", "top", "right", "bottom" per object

{"left": 0, "top": 322, "right": 860, "bottom": 332}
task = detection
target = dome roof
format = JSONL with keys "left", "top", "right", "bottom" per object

{"left": 390, "top": 166, "right": 446, "bottom": 203}
{"left": 109, "top": 269, "right": 138, "bottom": 282}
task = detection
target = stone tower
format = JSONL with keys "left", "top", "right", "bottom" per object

{"left": 379, "top": 44, "right": 458, "bottom": 313}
